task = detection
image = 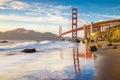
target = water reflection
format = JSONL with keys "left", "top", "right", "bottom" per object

{"left": 60, "top": 50, "right": 63, "bottom": 59}
{"left": 73, "top": 48, "right": 81, "bottom": 74}
{"left": 72, "top": 44, "right": 95, "bottom": 80}
{"left": 0, "top": 43, "right": 96, "bottom": 80}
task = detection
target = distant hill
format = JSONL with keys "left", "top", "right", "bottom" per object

{"left": 0, "top": 28, "right": 59, "bottom": 40}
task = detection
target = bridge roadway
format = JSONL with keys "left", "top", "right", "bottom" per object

{"left": 60, "top": 19, "right": 120, "bottom": 36}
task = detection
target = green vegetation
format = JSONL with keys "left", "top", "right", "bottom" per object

{"left": 90, "top": 24, "right": 120, "bottom": 42}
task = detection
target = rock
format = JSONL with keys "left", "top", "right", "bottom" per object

{"left": 112, "top": 46, "right": 118, "bottom": 49}
{"left": 76, "top": 39, "right": 80, "bottom": 43}
{"left": 61, "top": 39, "right": 65, "bottom": 41}
{"left": 107, "top": 43, "right": 112, "bottom": 46}
{"left": 0, "top": 41, "right": 8, "bottom": 43}
{"left": 36, "top": 40, "right": 40, "bottom": 42}
{"left": 90, "top": 46, "right": 97, "bottom": 52}
{"left": 91, "top": 40, "right": 95, "bottom": 42}
{"left": 21, "top": 48, "right": 36, "bottom": 53}
{"left": 68, "top": 39, "right": 72, "bottom": 41}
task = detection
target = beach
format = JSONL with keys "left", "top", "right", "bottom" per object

{"left": 94, "top": 43, "right": 120, "bottom": 80}
{"left": 0, "top": 40, "right": 95, "bottom": 80}
{"left": 0, "top": 40, "right": 120, "bottom": 80}
{"left": 97, "top": 42, "right": 120, "bottom": 54}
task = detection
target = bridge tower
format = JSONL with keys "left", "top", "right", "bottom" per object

{"left": 72, "top": 8, "right": 78, "bottom": 42}
{"left": 59, "top": 26, "right": 62, "bottom": 37}
{"left": 84, "top": 25, "right": 90, "bottom": 39}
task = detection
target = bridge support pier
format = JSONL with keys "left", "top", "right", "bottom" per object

{"left": 90, "top": 22, "right": 95, "bottom": 36}
{"left": 84, "top": 22, "right": 95, "bottom": 39}
{"left": 84, "top": 25, "right": 90, "bottom": 39}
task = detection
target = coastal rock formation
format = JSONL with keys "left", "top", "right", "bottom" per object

{"left": 21, "top": 48, "right": 36, "bottom": 53}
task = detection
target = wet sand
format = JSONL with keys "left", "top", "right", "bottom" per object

{"left": 93, "top": 42, "right": 120, "bottom": 80}
{"left": 94, "top": 49, "right": 120, "bottom": 80}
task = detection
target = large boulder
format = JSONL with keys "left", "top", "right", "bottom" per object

{"left": 21, "top": 48, "right": 36, "bottom": 53}
{"left": 90, "top": 46, "right": 97, "bottom": 52}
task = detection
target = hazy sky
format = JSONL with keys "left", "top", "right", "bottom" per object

{"left": 0, "top": 0, "right": 120, "bottom": 37}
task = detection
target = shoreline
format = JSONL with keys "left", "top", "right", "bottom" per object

{"left": 89, "top": 42, "right": 120, "bottom": 54}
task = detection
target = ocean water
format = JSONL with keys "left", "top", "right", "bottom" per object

{"left": 0, "top": 40, "right": 96, "bottom": 80}
{"left": 0, "top": 40, "right": 76, "bottom": 51}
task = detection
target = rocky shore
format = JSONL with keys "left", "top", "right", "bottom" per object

{"left": 90, "top": 42, "right": 120, "bottom": 54}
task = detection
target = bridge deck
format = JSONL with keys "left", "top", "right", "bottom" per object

{"left": 61, "top": 19, "right": 120, "bottom": 36}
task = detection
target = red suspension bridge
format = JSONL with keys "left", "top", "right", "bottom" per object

{"left": 59, "top": 8, "right": 120, "bottom": 42}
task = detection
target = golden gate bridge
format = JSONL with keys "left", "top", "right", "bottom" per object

{"left": 59, "top": 8, "right": 120, "bottom": 42}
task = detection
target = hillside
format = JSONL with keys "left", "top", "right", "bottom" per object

{"left": 0, "top": 28, "right": 59, "bottom": 40}
{"left": 91, "top": 24, "right": 120, "bottom": 42}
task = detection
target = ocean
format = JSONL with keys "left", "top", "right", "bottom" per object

{"left": 0, "top": 40, "right": 95, "bottom": 80}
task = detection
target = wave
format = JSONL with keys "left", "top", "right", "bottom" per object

{"left": 0, "top": 40, "right": 51, "bottom": 51}
{"left": 0, "top": 40, "right": 77, "bottom": 51}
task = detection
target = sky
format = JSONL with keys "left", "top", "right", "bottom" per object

{"left": 0, "top": 0, "right": 120, "bottom": 37}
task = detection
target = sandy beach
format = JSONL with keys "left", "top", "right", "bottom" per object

{"left": 88, "top": 42, "right": 120, "bottom": 54}
{"left": 94, "top": 43, "right": 120, "bottom": 80}
{"left": 97, "top": 46, "right": 120, "bottom": 54}
{"left": 97, "top": 42, "right": 120, "bottom": 54}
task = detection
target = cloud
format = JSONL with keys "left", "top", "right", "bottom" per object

{"left": 81, "top": 12, "right": 120, "bottom": 23}
{"left": 0, "top": 22, "right": 59, "bottom": 34}
{"left": 25, "top": 4, "right": 72, "bottom": 17}
{"left": 0, "top": 0, "right": 13, "bottom": 5}
{"left": 89, "top": 12, "right": 120, "bottom": 19}
{"left": 106, "top": 5, "right": 120, "bottom": 11}
{"left": 0, "top": 0, "right": 73, "bottom": 19}
{"left": 79, "top": 19, "right": 88, "bottom": 25}
{"left": 9, "top": 1, "right": 29, "bottom": 10}
{"left": 0, "top": 14, "right": 69, "bottom": 25}
{"left": 0, "top": 0, "right": 73, "bottom": 25}
{"left": 0, "top": 0, "right": 71, "bottom": 16}
{"left": 0, "top": 0, "right": 29, "bottom": 10}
